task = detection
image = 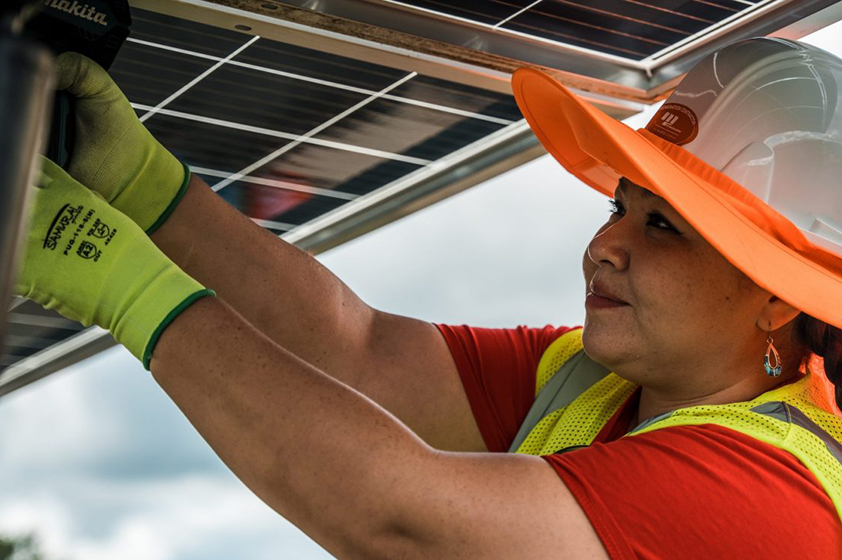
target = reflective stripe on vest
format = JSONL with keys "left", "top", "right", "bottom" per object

{"left": 509, "top": 336, "right": 842, "bottom": 520}
{"left": 751, "top": 401, "right": 842, "bottom": 465}
{"left": 507, "top": 348, "right": 610, "bottom": 453}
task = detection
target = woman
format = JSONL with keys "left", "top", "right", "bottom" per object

{"left": 15, "top": 37, "right": 842, "bottom": 557}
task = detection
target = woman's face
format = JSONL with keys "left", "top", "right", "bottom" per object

{"left": 581, "top": 178, "right": 779, "bottom": 394}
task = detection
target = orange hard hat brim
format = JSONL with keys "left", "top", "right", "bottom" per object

{"left": 511, "top": 67, "right": 842, "bottom": 330}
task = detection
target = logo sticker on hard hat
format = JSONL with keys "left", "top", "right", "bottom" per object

{"left": 646, "top": 103, "right": 699, "bottom": 146}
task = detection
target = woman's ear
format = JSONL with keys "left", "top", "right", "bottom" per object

{"left": 756, "top": 295, "right": 802, "bottom": 332}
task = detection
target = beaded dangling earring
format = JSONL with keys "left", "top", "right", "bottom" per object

{"left": 764, "top": 330, "right": 782, "bottom": 378}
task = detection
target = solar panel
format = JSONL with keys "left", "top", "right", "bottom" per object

{"left": 2, "top": 0, "right": 839, "bottom": 396}
{"left": 0, "top": 4, "right": 541, "bottom": 393}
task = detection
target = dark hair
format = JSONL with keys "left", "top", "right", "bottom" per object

{"left": 793, "top": 314, "right": 842, "bottom": 411}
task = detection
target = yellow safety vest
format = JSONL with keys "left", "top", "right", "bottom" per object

{"left": 508, "top": 328, "right": 842, "bottom": 520}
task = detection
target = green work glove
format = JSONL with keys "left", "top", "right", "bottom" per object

{"left": 55, "top": 52, "right": 190, "bottom": 234}
{"left": 14, "top": 158, "right": 215, "bottom": 369}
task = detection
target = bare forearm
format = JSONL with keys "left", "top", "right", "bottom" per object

{"left": 149, "top": 174, "right": 374, "bottom": 384}
{"left": 150, "top": 296, "right": 428, "bottom": 557}
{"left": 146, "top": 174, "right": 487, "bottom": 454}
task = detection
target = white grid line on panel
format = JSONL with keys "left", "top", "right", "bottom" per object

{"left": 190, "top": 166, "right": 358, "bottom": 200}
{"left": 139, "top": 35, "right": 261, "bottom": 123}
{"left": 379, "top": 93, "right": 514, "bottom": 125}
{"left": 126, "top": 37, "right": 223, "bottom": 61}
{"left": 493, "top": 0, "right": 544, "bottom": 29}
{"left": 212, "top": 72, "right": 420, "bottom": 192}
{"left": 127, "top": 37, "right": 515, "bottom": 125}
{"left": 251, "top": 218, "right": 296, "bottom": 231}
{"left": 228, "top": 59, "right": 373, "bottom": 94}
{"left": 131, "top": 103, "right": 431, "bottom": 165}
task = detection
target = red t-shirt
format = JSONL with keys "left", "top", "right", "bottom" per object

{"left": 435, "top": 324, "right": 842, "bottom": 559}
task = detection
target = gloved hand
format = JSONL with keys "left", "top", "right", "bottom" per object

{"left": 14, "top": 158, "right": 215, "bottom": 369}
{"left": 55, "top": 52, "right": 189, "bottom": 234}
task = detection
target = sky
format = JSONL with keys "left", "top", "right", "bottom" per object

{"left": 2, "top": 22, "right": 842, "bottom": 560}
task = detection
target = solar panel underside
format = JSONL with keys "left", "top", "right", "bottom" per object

{"left": 384, "top": 0, "right": 764, "bottom": 60}
{"left": 1, "top": 7, "right": 522, "bottom": 374}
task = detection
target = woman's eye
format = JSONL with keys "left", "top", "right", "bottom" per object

{"left": 648, "top": 213, "right": 676, "bottom": 231}
{"left": 607, "top": 199, "right": 677, "bottom": 232}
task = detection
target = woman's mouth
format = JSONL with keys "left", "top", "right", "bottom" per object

{"left": 585, "top": 292, "right": 630, "bottom": 309}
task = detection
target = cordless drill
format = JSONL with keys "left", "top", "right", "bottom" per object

{"left": 23, "top": 0, "right": 132, "bottom": 168}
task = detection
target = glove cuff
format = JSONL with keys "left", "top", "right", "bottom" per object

{"left": 106, "top": 133, "right": 190, "bottom": 233}
{"left": 145, "top": 161, "right": 192, "bottom": 235}
{"left": 106, "top": 253, "right": 216, "bottom": 368}
{"left": 142, "top": 288, "right": 216, "bottom": 369}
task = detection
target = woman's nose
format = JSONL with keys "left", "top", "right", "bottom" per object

{"left": 586, "top": 221, "right": 630, "bottom": 271}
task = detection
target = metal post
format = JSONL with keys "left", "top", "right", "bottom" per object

{"left": 0, "top": 3, "right": 55, "bottom": 357}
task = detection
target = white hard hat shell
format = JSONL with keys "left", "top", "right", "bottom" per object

{"left": 649, "top": 37, "right": 842, "bottom": 255}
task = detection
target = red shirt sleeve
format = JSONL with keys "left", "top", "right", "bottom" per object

{"left": 544, "top": 425, "right": 842, "bottom": 559}
{"left": 434, "top": 324, "right": 578, "bottom": 452}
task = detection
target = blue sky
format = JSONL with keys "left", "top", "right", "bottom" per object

{"left": 2, "top": 23, "right": 841, "bottom": 559}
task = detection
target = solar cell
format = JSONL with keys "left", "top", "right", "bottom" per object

{"left": 392, "top": 0, "right": 538, "bottom": 26}
{"left": 109, "top": 45, "right": 219, "bottom": 108}
{"left": 310, "top": 98, "right": 502, "bottom": 159}
{"left": 243, "top": 145, "right": 419, "bottom": 197}
{"left": 142, "top": 116, "right": 294, "bottom": 173}
{"left": 235, "top": 36, "right": 409, "bottom": 90}
{"left": 213, "top": 180, "right": 349, "bottom": 229}
{"left": 130, "top": 6, "right": 247, "bottom": 57}
{"left": 386, "top": 75, "right": 524, "bottom": 122}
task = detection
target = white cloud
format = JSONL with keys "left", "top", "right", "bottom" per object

{"left": 0, "top": 352, "right": 122, "bottom": 474}
{"left": 0, "top": 347, "right": 225, "bottom": 484}
{"left": 0, "top": 474, "right": 331, "bottom": 560}
{"left": 0, "top": 493, "right": 74, "bottom": 557}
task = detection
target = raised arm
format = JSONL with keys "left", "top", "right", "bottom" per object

{"left": 55, "top": 52, "right": 484, "bottom": 453}
{"left": 151, "top": 295, "right": 607, "bottom": 559}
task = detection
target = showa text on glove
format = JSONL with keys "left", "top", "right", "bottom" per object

{"left": 43, "top": 0, "right": 109, "bottom": 26}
